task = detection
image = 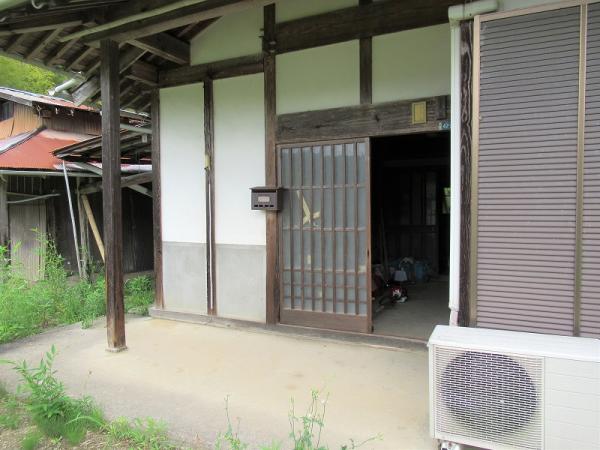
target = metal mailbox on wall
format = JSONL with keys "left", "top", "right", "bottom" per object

{"left": 250, "top": 186, "right": 282, "bottom": 211}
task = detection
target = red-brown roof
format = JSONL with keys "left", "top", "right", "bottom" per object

{"left": 0, "top": 128, "right": 94, "bottom": 170}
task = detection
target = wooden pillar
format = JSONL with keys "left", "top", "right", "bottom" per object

{"left": 0, "top": 176, "right": 8, "bottom": 249}
{"left": 459, "top": 21, "right": 473, "bottom": 327}
{"left": 151, "top": 91, "right": 164, "bottom": 309}
{"left": 100, "top": 39, "right": 126, "bottom": 351}
{"left": 359, "top": 0, "right": 372, "bottom": 104}
{"left": 264, "top": 4, "right": 278, "bottom": 324}
{"left": 204, "top": 80, "right": 216, "bottom": 315}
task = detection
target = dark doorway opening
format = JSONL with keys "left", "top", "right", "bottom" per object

{"left": 371, "top": 132, "right": 450, "bottom": 340}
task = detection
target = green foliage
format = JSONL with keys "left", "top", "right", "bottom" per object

{"left": 20, "top": 430, "right": 43, "bottom": 450}
{"left": 125, "top": 275, "right": 155, "bottom": 315}
{"left": 0, "top": 56, "right": 67, "bottom": 95}
{"left": 288, "top": 389, "right": 328, "bottom": 450}
{"left": 0, "top": 396, "right": 22, "bottom": 430}
{"left": 2, "top": 347, "right": 177, "bottom": 449}
{"left": 216, "top": 398, "right": 250, "bottom": 450}
{"left": 0, "top": 235, "right": 155, "bottom": 344}
{"left": 106, "top": 417, "right": 175, "bottom": 449}
{"left": 217, "top": 390, "right": 381, "bottom": 450}
{"left": 2, "top": 346, "right": 104, "bottom": 445}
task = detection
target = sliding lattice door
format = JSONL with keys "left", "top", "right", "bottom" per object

{"left": 278, "top": 139, "right": 371, "bottom": 333}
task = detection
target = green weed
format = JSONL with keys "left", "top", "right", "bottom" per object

{"left": 106, "top": 416, "right": 175, "bottom": 449}
{"left": 0, "top": 235, "right": 155, "bottom": 344}
{"left": 2, "top": 346, "right": 104, "bottom": 445}
{"left": 20, "top": 429, "right": 43, "bottom": 450}
{"left": 0, "top": 396, "right": 22, "bottom": 430}
{"left": 217, "top": 390, "right": 381, "bottom": 450}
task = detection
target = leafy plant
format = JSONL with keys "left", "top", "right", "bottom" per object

{"left": 125, "top": 275, "right": 155, "bottom": 315}
{"left": 20, "top": 430, "right": 43, "bottom": 450}
{"left": 2, "top": 346, "right": 104, "bottom": 445}
{"left": 105, "top": 417, "right": 174, "bottom": 449}
{"left": 0, "top": 235, "right": 155, "bottom": 344}
{"left": 218, "top": 390, "right": 381, "bottom": 450}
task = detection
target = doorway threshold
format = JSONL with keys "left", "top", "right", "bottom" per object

{"left": 149, "top": 307, "right": 426, "bottom": 351}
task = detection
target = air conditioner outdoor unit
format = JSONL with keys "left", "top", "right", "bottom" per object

{"left": 428, "top": 325, "right": 600, "bottom": 450}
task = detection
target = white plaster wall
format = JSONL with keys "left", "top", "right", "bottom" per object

{"left": 160, "top": 84, "right": 206, "bottom": 244}
{"left": 214, "top": 74, "right": 266, "bottom": 246}
{"left": 276, "top": 0, "right": 357, "bottom": 22}
{"left": 277, "top": 41, "right": 360, "bottom": 114}
{"left": 372, "top": 24, "right": 451, "bottom": 104}
{"left": 191, "top": 8, "right": 262, "bottom": 65}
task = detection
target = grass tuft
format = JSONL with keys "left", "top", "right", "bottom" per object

{"left": 20, "top": 429, "right": 43, "bottom": 450}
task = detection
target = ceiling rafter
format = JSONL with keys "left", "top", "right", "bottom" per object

{"left": 59, "top": 0, "right": 277, "bottom": 44}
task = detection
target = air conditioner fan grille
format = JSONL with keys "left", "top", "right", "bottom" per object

{"left": 434, "top": 347, "right": 543, "bottom": 450}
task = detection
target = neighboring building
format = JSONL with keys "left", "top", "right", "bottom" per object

{"left": 0, "top": 88, "right": 153, "bottom": 279}
{"left": 0, "top": 0, "right": 597, "bottom": 341}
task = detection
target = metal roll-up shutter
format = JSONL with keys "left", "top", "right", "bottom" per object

{"left": 582, "top": 4, "right": 600, "bottom": 338}
{"left": 476, "top": 8, "right": 581, "bottom": 335}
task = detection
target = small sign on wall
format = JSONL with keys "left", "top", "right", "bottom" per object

{"left": 412, "top": 101, "right": 427, "bottom": 124}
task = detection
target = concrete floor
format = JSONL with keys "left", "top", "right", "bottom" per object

{"left": 373, "top": 280, "right": 450, "bottom": 341}
{"left": 0, "top": 317, "right": 436, "bottom": 450}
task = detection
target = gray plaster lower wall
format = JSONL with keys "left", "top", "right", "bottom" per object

{"left": 215, "top": 243, "right": 266, "bottom": 323}
{"left": 163, "top": 241, "right": 207, "bottom": 314}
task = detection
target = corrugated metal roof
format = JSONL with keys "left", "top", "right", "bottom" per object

{"left": 0, "top": 128, "right": 93, "bottom": 170}
{"left": 0, "top": 87, "right": 96, "bottom": 112}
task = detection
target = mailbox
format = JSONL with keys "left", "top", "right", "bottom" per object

{"left": 250, "top": 186, "right": 282, "bottom": 211}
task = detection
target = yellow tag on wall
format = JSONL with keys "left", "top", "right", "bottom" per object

{"left": 412, "top": 101, "right": 427, "bottom": 124}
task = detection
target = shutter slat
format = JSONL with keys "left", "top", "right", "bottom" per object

{"left": 476, "top": 7, "right": 579, "bottom": 335}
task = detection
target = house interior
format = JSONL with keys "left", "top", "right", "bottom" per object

{"left": 371, "top": 132, "right": 451, "bottom": 340}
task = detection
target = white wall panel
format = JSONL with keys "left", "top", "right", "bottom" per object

{"left": 276, "top": 41, "right": 360, "bottom": 114}
{"left": 214, "top": 73, "right": 265, "bottom": 245}
{"left": 160, "top": 84, "right": 206, "bottom": 244}
{"left": 191, "top": 7, "right": 262, "bottom": 65}
{"left": 373, "top": 24, "right": 451, "bottom": 104}
{"left": 276, "top": 0, "right": 356, "bottom": 22}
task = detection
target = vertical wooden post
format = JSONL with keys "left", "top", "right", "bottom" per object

{"left": 264, "top": 4, "right": 278, "bottom": 324}
{"left": 359, "top": 0, "right": 372, "bottom": 105}
{"left": 0, "top": 176, "right": 8, "bottom": 249}
{"left": 151, "top": 91, "right": 164, "bottom": 309}
{"left": 101, "top": 39, "right": 126, "bottom": 351}
{"left": 204, "top": 80, "right": 217, "bottom": 315}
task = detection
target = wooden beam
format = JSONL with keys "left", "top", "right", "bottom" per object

{"left": 45, "top": 35, "right": 79, "bottom": 66}
{"left": 124, "top": 60, "right": 158, "bottom": 86}
{"left": 65, "top": 47, "right": 96, "bottom": 71}
{"left": 0, "top": 177, "right": 8, "bottom": 248}
{"left": 277, "top": 96, "right": 450, "bottom": 143}
{"left": 275, "top": 0, "right": 456, "bottom": 54}
{"left": 129, "top": 33, "right": 189, "bottom": 65}
{"left": 72, "top": 47, "right": 146, "bottom": 105}
{"left": 176, "top": 17, "right": 219, "bottom": 40}
{"left": 159, "top": 53, "right": 263, "bottom": 88}
{"left": 70, "top": 0, "right": 277, "bottom": 44}
{"left": 100, "top": 39, "right": 126, "bottom": 351}
{"left": 204, "top": 80, "right": 216, "bottom": 316}
{"left": 359, "top": 0, "right": 372, "bottom": 105}
{"left": 79, "top": 171, "right": 154, "bottom": 194}
{"left": 150, "top": 91, "right": 164, "bottom": 309}
{"left": 264, "top": 4, "right": 278, "bottom": 325}
{"left": 81, "top": 194, "right": 105, "bottom": 262}
{"left": 5, "top": 33, "right": 27, "bottom": 54}
{"left": 0, "top": 13, "right": 83, "bottom": 36}
{"left": 26, "top": 28, "right": 63, "bottom": 61}
{"left": 459, "top": 21, "right": 473, "bottom": 327}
